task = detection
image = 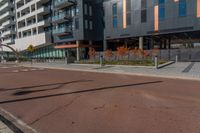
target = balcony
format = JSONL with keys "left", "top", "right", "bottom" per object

{"left": 0, "top": 11, "right": 14, "bottom": 21}
{"left": 0, "top": 0, "right": 7, "bottom": 5}
{"left": 0, "top": 25, "right": 4, "bottom": 30}
{"left": 2, "top": 38, "right": 15, "bottom": 44}
{"left": 1, "top": 20, "right": 15, "bottom": 27}
{"left": 0, "top": 2, "right": 14, "bottom": 13}
{"left": 37, "top": 6, "right": 51, "bottom": 15}
{"left": 1, "top": 30, "right": 15, "bottom": 37}
{"left": 54, "top": 0, "right": 76, "bottom": 9}
{"left": 52, "top": 12, "right": 72, "bottom": 23}
{"left": 15, "top": 32, "right": 52, "bottom": 51}
{"left": 37, "top": 18, "right": 51, "bottom": 27}
{"left": 36, "top": 0, "right": 49, "bottom": 4}
{"left": 53, "top": 27, "right": 72, "bottom": 36}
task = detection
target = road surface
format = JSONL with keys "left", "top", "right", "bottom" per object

{"left": 0, "top": 64, "right": 200, "bottom": 133}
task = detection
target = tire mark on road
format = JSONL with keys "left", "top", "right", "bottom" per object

{"left": 29, "top": 95, "right": 81, "bottom": 125}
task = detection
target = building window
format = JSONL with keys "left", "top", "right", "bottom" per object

{"left": 89, "top": 21, "right": 93, "bottom": 30}
{"left": 112, "top": 3, "right": 118, "bottom": 28}
{"left": 75, "top": 18, "right": 79, "bottom": 30}
{"left": 141, "top": 0, "right": 147, "bottom": 23}
{"left": 126, "top": 0, "right": 131, "bottom": 26}
{"left": 112, "top": 3, "right": 117, "bottom": 16}
{"left": 84, "top": 4, "right": 87, "bottom": 15}
{"left": 159, "top": 0, "right": 165, "bottom": 21}
{"left": 179, "top": 0, "right": 187, "bottom": 17}
{"left": 85, "top": 20, "right": 88, "bottom": 29}
{"left": 89, "top": 6, "right": 92, "bottom": 16}
{"left": 113, "top": 17, "right": 118, "bottom": 28}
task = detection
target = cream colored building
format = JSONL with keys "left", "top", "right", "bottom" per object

{"left": 14, "top": 0, "right": 51, "bottom": 51}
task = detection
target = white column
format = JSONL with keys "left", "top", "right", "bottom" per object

{"left": 76, "top": 40, "right": 80, "bottom": 61}
{"left": 139, "top": 37, "right": 143, "bottom": 50}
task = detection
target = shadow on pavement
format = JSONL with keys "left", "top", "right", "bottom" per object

{"left": 13, "top": 80, "right": 93, "bottom": 96}
{"left": 0, "top": 80, "right": 92, "bottom": 92}
{"left": 0, "top": 81, "right": 162, "bottom": 104}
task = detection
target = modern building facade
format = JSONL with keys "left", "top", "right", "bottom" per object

{"left": 6, "top": 0, "right": 104, "bottom": 60}
{"left": 51, "top": 0, "right": 104, "bottom": 60}
{"left": 103, "top": 0, "right": 200, "bottom": 50}
{"left": 1, "top": 0, "right": 200, "bottom": 61}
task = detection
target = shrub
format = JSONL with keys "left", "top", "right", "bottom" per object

{"left": 104, "top": 49, "right": 113, "bottom": 60}
{"left": 151, "top": 48, "right": 159, "bottom": 57}
{"left": 88, "top": 47, "right": 96, "bottom": 60}
{"left": 116, "top": 46, "right": 128, "bottom": 59}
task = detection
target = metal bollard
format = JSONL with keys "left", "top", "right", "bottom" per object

{"left": 100, "top": 55, "right": 103, "bottom": 67}
{"left": 154, "top": 56, "right": 158, "bottom": 69}
{"left": 65, "top": 57, "right": 68, "bottom": 64}
{"left": 175, "top": 55, "right": 178, "bottom": 63}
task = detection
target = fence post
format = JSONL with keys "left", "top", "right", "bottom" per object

{"left": 155, "top": 56, "right": 158, "bottom": 69}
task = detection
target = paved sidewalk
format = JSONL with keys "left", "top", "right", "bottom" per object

{"left": 21, "top": 62, "right": 200, "bottom": 81}
{"left": 0, "top": 120, "right": 14, "bottom": 133}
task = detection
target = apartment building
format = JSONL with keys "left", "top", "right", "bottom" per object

{"left": 14, "top": 0, "right": 52, "bottom": 50}
{"left": 5, "top": 0, "right": 104, "bottom": 60}
{"left": 103, "top": 0, "right": 200, "bottom": 50}
{"left": 52, "top": 0, "right": 104, "bottom": 61}
{"left": 0, "top": 0, "right": 16, "bottom": 51}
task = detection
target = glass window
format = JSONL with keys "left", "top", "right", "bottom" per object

{"left": 159, "top": 0, "right": 165, "bottom": 4}
{"left": 75, "top": 18, "right": 79, "bottom": 30}
{"left": 141, "top": 10, "right": 147, "bottom": 23}
{"left": 89, "top": 6, "right": 92, "bottom": 16}
{"left": 112, "top": 3, "right": 117, "bottom": 16}
{"left": 84, "top": 4, "right": 87, "bottom": 15}
{"left": 141, "top": 0, "right": 147, "bottom": 23}
{"left": 141, "top": 0, "right": 147, "bottom": 9}
{"left": 159, "top": 0, "right": 165, "bottom": 21}
{"left": 112, "top": 3, "right": 118, "bottom": 28}
{"left": 89, "top": 21, "right": 93, "bottom": 30}
{"left": 126, "top": 0, "right": 131, "bottom": 26}
{"left": 113, "top": 16, "right": 118, "bottom": 28}
{"left": 179, "top": 0, "right": 187, "bottom": 17}
{"left": 85, "top": 20, "right": 88, "bottom": 29}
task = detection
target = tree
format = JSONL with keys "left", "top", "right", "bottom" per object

{"left": 27, "top": 45, "right": 35, "bottom": 53}
{"left": 27, "top": 45, "right": 35, "bottom": 64}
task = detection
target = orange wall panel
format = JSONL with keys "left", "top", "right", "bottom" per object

{"left": 197, "top": 0, "right": 200, "bottom": 17}
{"left": 123, "top": 0, "right": 127, "bottom": 29}
{"left": 154, "top": 5, "right": 159, "bottom": 31}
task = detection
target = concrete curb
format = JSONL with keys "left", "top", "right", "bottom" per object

{"left": 22, "top": 64, "right": 200, "bottom": 81}
{"left": 158, "top": 61, "right": 175, "bottom": 69}
{"left": 0, "top": 108, "right": 38, "bottom": 133}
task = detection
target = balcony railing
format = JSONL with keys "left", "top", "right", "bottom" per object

{"left": 52, "top": 12, "right": 72, "bottom": 22}
{"left": 54, "top": 0, "right": 76, "bottom": 8}
{"left": 53, "top": 27, "right": 72, "bottom": 34}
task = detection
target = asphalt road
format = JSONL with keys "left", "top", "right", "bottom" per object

{"left": 0, "top": 64, "right": 200, "bottom": 133}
